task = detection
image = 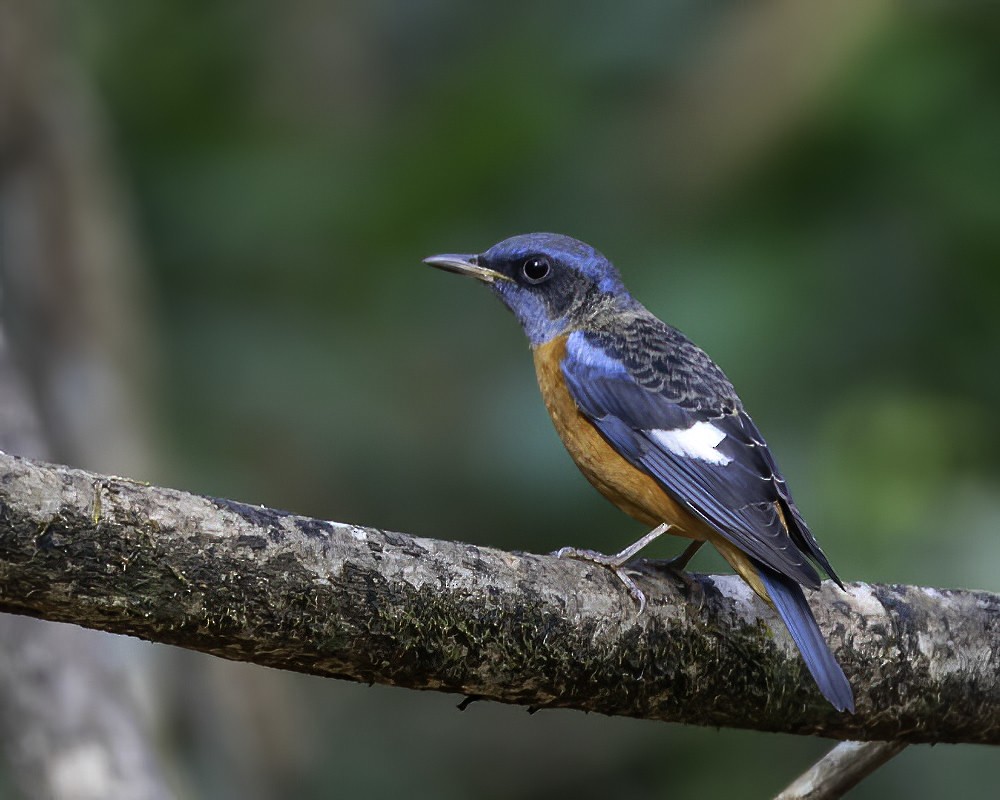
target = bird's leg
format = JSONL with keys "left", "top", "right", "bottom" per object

{"left": 662, "top": 540, "right": 704, "bottom": 571}
{"left": 553, "top": 523, "right": 671, "bottom": 613}
{"left": 646, "top": 540, "right": 705, "bottom": 606}
{"left": 555, "top": 523, "right": 670, "bottom": 568}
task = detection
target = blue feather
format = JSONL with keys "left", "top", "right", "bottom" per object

{"left": 757, "top": 565, "right": 855, "bottom": 712}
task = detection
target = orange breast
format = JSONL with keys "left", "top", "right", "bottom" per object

{"left": 532, "top": 335, "right": 708, "bottom": 540}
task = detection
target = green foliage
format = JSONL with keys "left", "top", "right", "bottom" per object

{"left": 70, "top": 2, "right": 1000, "bottom": 797}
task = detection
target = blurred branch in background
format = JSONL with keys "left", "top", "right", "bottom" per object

{"left": 0, "top": 3, "right": 172, "bottom": 798}
{"left": 0, "top": 0, "right": 154, "bottom": 474}
{"left": 0, "top": 3, "right": 319, "bottom": 798}
{"left": 0, "top": 450, "right": 996, "bottom": 747}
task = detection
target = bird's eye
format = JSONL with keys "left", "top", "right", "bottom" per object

{"left": 521, "top": 256, "right": 551, "bottom": 284}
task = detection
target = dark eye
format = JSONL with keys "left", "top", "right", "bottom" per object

{"left": 521, "top": 256, "right": 551, "bottom": 284}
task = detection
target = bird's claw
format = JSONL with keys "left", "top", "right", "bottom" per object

{"left": 553, "top": 546, "right": 648, "bottom": 614}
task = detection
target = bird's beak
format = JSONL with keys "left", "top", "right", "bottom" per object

{"left": 423, "top": 253, "right": 511, "bottom": 284}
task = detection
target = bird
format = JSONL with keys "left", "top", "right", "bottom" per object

{"left": 423, "top": 232, "right": 854, "bottom": 713}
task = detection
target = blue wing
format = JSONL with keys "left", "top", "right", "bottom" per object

{"left": 561, "top": 327, "right": 842, "bottom": 589}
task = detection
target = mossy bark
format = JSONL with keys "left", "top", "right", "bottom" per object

{"left": 0, "top": 451, "right": 997, "bottom": 743}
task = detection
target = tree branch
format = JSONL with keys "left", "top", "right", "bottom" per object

{"left": 0, "top": 451, "right": 997, "bottom": 744}
{"left": 775, "top": 740, "right": 909, "bottom": 800}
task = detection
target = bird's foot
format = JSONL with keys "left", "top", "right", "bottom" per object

{"left": 553, "top": 546, "right": 649, "bottom": 614}
{"left": 552, "top": 524, "right": 674, "bottom": 614}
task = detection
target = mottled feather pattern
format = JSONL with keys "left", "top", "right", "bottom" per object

{"left": 561, "top": 310, "right": 837, "bottom": 589}
{"left": 581, "top": 307, "right": 740, "bottom": 414}
{"left": 426, "top": 232, "right": 853, "bottom": 712}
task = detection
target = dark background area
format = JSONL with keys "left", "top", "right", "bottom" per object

{"left": 2, "top": 1, "right": 999, "bottom": 796}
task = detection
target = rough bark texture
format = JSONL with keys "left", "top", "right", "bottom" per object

{"left": 0, "top": 451, "right": 997, "bottom": 744}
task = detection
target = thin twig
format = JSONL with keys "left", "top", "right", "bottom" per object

{"left": 775, "top": 741, "right": 908, "bottom": 800}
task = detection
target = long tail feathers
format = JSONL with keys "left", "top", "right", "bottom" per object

{"left": 757, "top": 564, "right": 855, "bottom": 713}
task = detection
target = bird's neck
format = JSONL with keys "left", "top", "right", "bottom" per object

{"left": 527, "top": 293, "right": 642, "bottom": 349}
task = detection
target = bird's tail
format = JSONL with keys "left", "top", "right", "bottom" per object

{"left": 757, "top": 564, "right": 855, "bottom": 713}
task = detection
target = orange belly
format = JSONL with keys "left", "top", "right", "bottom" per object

{"left": 532, "top": 335, "right": 707, "bottom": 539}
{"left": 532, "top": 334, "right": 770, "bottom": 598}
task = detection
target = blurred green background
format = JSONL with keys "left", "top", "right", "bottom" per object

{"left": 17, "top": 0, "right": 1000, "bottom": 796}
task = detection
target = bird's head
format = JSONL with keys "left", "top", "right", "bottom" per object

{"left": 424, "top": 233, "right": 634, "bottom": 345}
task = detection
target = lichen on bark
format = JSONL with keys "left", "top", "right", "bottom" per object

{"left": 1, "top": 451, "right": 999, "bottom": 744}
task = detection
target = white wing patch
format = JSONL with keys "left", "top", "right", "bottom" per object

{"left": 650, "top": 421, "right": 732, "bottom": 465}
